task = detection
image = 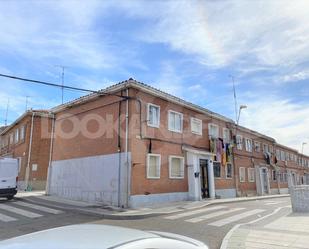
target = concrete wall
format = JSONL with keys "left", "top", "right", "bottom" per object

{"left": 290, "top": 185, "right": 309, "bottom": 212}
{"left": 49, "top": 153, "right": 130, "bottom": 207}
{"left": 215, "top": 188, "right": 237, "bottom": 198}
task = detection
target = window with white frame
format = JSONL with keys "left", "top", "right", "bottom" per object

{"left": 14, "top": 129, "right": 19, "bottom": 143}
{"left": 168, "top": 110, "right": 183, "bottom": 133}
{"left": 213, "top": 162, "right": 221, "bottom": 178}
{"left": 276, "top": 149, "right": 280, "bottom": 160}
{"left": 169, "top": 156, "right": 185, "bottom": 179}
{"left": 191, "top": 118, "right": 202, "bottom": 135}
{"left": 248, "top": 168, "right": 255, "bottom": 182}
{"left": 208, "top": 123, "right": 219, "bottom": 138}
{"left": 239, "top": 167, "right": 246, "bottom": 182}
{"left": 147, "top": 104, "right": 160, "bottom": 127}
{"left": 263, "top": 144, "right": 269, "bottom": 153}
{"left": 245, "top": 138, "right": 253, "bottom": 152}
{"left": 236, "top": 135, "right": 243, "bottom": 150}
{"left": 223, "top": 128, "right": 230, "bottom": 143}
{"left": 226, "top": 163, "right": 233, "bottom": 179}
{"left": 147, "top": 154, "right": 161, "bottom": 179}
{"left": 269, "top": 145, "right": 273, "bottom": 153}
{"left": 280, "top": 150, "right": 285, "bottom": 161}
{"left": 20, "top": 125, "right": 25, "bottom": 141}
{"left": 254, "top": 141, "right": 261, "bottom": 152}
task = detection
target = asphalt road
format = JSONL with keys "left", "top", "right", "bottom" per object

{"left": 0, "top": 196, "right": 291, "bottom": 249}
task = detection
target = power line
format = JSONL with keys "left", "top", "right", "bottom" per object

{"left": 0, "top": 73, "right": 126, "bottom": 99}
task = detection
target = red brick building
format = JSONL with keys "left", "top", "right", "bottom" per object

{"left": 0, "top": 110, "right": 53, "bottom": 190}
{"left": 45, "top": 79, "right": 309, "bottom": 207}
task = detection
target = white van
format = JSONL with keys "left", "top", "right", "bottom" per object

{"left": 0, "top": 158, "right": 18, "bottom": 200}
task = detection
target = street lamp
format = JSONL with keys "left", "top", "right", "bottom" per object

{"left": 236, "top": 105, "right": 247, "bottom": 125}
{"left": 302, "top": 142, "right": 307, "bottom": 155}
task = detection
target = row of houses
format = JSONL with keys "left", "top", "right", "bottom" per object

{"left": 1, "top": 79, "right": 309, "bottom": 208}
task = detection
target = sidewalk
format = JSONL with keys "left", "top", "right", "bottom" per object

{"left": 18, "top": 191, "right": 290, "bottom": 219}
{"left": 221, "top": 210, "right": 309, "bottom": 249}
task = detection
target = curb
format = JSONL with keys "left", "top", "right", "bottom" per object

{"left": 16, "top": 194, "right": 290, "bottom": 220}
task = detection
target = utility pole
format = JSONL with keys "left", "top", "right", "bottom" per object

{"left": 230, "top": 75, "right": 238, "bottom": 123}
{"left": 25, "top": 96, "right": 30, "bottom": 111}
{"left": 55, "top": 65, "right": 67, "bottom": 104}
{"left": 4, "top": 98, "right": 9, "bottom": 126}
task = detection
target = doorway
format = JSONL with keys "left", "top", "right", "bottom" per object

{"left": 261, "top": 168, "right": 269, "bottom": 194}
{"left": 200, "top": 159, "right": 209, "bottom": 198}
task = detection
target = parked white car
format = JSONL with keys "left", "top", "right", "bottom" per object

{"left": 0, "top": 224, "right": 208, "bottom": 249}
{"left": 0, "top": 158, "right": 18, "bottom": 200}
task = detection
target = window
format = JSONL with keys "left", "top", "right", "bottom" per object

{"left": 272, "top": 170, "right": 277, "bottom": 181}
{"left": 236, "top": 135, "right": 243, "bottom": 150}
{"left": 239, "top": 167, "right": 246, "bottom": 182}
{"left": 191, "top": 118, "right": 202, "bottom": 135}
{"left": 213, "top": 162, "right": 221, "bottom": 178}
{"left": 32, "top": 164, "right": 38, "bottom": 171}
{"left": 263, "top": 144, "right": 269, "bottom": 153}
{"left": 20, "top": 125, "right": 25, "bottom": 141}
{"left": 147, "top": 103, "right": 160, "bottom": 128}
{"left": 9, "top": 133, "right": 14, "bottom": 145}
{"left": 254, "top": 141, "right": 261, "bottom": 152}
{"left": 169, "top": 156, "right": 185, "bottom": 179}
{"left": 14, "top": 129, "right": 19, "bottom": 143}
{"left": 223, "top": 128, "right": 230, "bottom": 143}
{"left": 248, "top": 168, "right": 255, "bottom": 182}
{"left": 147, "top": 154, "right": 161, "bottom": 179}
{"left": 245, "top": 138, "right": 253, "bottom": 152}
{"left": 269, "top": 145, "right": 273, "bottom": 153}
{"left": 226, "top": 163, "right": 233, "bottom": 179}
{"left": 208, "top": 123, "right": 219, "bottom": 138}
{"left": 280, "top": 151, "right": 285, "bottom": 161}
{"left": 276, "top": 149, "right": 280, "bottom": 160}
{"left": 168, "top": 110, "right": 183, "bottom": 133}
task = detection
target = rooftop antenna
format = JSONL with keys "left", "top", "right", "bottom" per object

{"left": 4, "top": 98, "right": 9, "bottom": 126}
{"left": 25, "top": 96, "right": 31, "bottom": 111}
{"left": 55, "top": 65, "right": 68, "bottom": 104}
{"left": 229, "top": 75, "right": 238, "bottom": 123}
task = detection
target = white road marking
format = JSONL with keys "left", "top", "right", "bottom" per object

{"left": 209, "top": 209, "right": 265, "bottom": 227}
{"left": 13, "top": 202, "right": 63, "bottom": 214}
{"left": 164, "top": 206, "right": 226, "bottom": 220}
{"left": 265, "top": 201, "right": 287, "bottom": 205}
{"left": 0, "top": 213, "right": 17, "bottom": 222}
{"left": 186, "top": 208, "right": 245, "bottom": 223}
{"left": 0, "top": 204, "right": 42, "bottom": 218}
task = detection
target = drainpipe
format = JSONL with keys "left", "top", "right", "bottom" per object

{"left": 26, "top": 112, "right": 35, "bottom": 190}
{"left": 46, "top": 113, "right": 55, "bottom": 195}
{"left": 125, "top": 88, "right": 130, "bottom": 208}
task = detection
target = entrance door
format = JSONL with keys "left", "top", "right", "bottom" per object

{"left": 261, "top": 168, "right": 269, "bottom": 194}
{"left": 200, "top": 159, "right": 209, "bottom": 198}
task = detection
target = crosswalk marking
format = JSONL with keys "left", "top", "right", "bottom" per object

{"left": 186, "top": 208, "right": 245, "bottom": 223}
{"left": 208, "top": 209, "right": 265, "bottom": 227}
{"left": 0, "top": 204, "right": 42, "bottom": 218}
{"left": 164, "top": 206, "right": 226, "bottom": 220}
{"left": 0, "top": 213, "right": 17, "bottom": 222}
{"left": 13, "top": 202, "right": 63, "bottom": 215}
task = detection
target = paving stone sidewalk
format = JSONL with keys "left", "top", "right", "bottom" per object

{"left": 223, "top": 212, "right": 309, "bottom": 249}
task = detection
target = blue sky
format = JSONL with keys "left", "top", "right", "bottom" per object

{"left": 0, "top": 0, "right": 308, "bottom": 154}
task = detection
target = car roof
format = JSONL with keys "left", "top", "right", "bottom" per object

{"left": 0, "top": 224, "right": 160, "bottom": 249}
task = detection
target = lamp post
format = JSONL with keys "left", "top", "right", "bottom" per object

{"left": 237, "top": 105, "right": 247, "bottom": 125}
{"left": 301, "top": 142, "right": 307, "bottom": 155}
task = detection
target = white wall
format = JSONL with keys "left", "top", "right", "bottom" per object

{"left": 49, "top": 152, "right": 130, "bottom": 207}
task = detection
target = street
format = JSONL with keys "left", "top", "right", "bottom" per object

{"left": 0, "top": 196, "right": 292, "bottom": 249}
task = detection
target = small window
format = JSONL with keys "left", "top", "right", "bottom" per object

{"left": 239, "top": 167, "right": 246, "bottom": 182}
{"left": 32, "top": 164, "right": 38, "bottom": 171}
{"left": 208, "top": 123, "right": 219, "bottom": 138}
{"left": 191, "top": 118, "right": 202, "bottom": 135}
{"left": 213, "top": 161, "right": 221, "bottom": 178}
{"left": 245, "top": 138, "right": 252, "bottom": 152}
{"left": 272, "top": 170, "right": 277, "bottom": 181}
{"left": 263, "top": 144, "right": 269, "bottom": 153}
{"left": 168, "top": 110, "right": 183, "bottom": 133}
{"left": 254, "top": 141, "right": 261, "bottom": 152}
{"left": 9, "top": 133, "right": 14, "bottom": 145}
{"left": 280, "top": 151, "right": 285, "bottom": 161}
{"left": 147, "top": 154, "right": 161, "bottom": 179}
{"left": 15, "top": 129, "right": 19, "bottom": 143}
{"left": 223, "top": 128, "right": 230, "bottom": 143}
{"left": 248, "top": 168, "right": 255, "bottom": 182}
{"left": 169, "top": 156, "right": 185, "bottom": 179}
{"left": 236, "top": 135, "right": 243, "bottom": 150}
{"left": 226, "top": 163, "right": 233, "bottom": 179}
{"left": 20, "top": 125, "right": 25, "bottom": 141}
{"left": 147, "top": 103, "right": 160, "bottom": 128}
